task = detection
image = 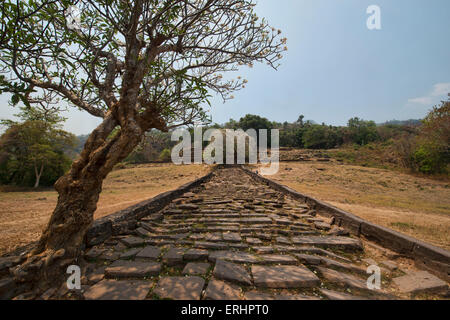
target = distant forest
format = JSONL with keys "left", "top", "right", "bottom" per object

{"left": 70, "top": 98, "right": 448, "bottom": 176}
{"left": 1, "top": 98, "right": 447, "bottom": 188}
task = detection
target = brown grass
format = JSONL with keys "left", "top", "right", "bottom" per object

{"left": 263, "top": 161, "right": 450, "bottom": 250}
{"left": 2, "top": 160, "right": 449, "bottom": 255}
{"left": 0, "top": 163, "right": 210, "bottom": 255}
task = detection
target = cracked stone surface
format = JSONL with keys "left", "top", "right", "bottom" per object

{"left": 29, "top": 167, "right": 448, "bottom": 300}
{"left": 183, "top": 262, "right": 210, "bottom": 275}
{"left": 392, "top": 271, "right": 448, "bottom": 295}
{"left": 213, "top": 260, "right": 252, "bottom": 286}
{"left": 204, "top": 279, "right": 242, "bottom": 300}
{"left": 252, "top": 265, "right": 320, "bottom": 288}
{"left": 84, "top": 280, "right": 152, "bottom": 300}
{"left": 153, "top": 277, "right": 205, "bottom": 300}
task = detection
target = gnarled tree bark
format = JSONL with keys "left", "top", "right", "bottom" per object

{"left": 13, "top": 111, "right": 165, "bottom": 291}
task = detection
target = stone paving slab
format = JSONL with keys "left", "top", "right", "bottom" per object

{"left": 183, "top": 263, "right": 211, "bottom": 276}
{"left": 209, "top": 251, "right": 258, "bottom": 264}
{"left": 252, "top": 265, "right": 320, "bottom": 288}
{"left": 135, "top": 246, "right": 161, "bottom": 261}
{"left": 292, "top": 236, "right": 363, "bottom": 251}
{"left": 162, "top": 248, "right": 185, "bottom": 266}
{"left": 120, "top": 236, "right": 146, "bottom": 248}
{"left": 195, "top": 242, "right": 228, "bottom": 250}
{"left": 184, "top": 249, "right": 209, "bottom": 261}
{"left": 73, "top": 167, "right": 449, "bottom": 301}
{"left": 153, "top": 277, "right": 205, "bottom": 300}
{"left": 316, "top": 267, "right": 367, "bottom": 291}
{"left": 105, "top": 260, "right": 161, "bottom": 279}
{"left": 320, "top": 288, "right": 367, "bottom": 300}
{"left": 204, "top": 279, "right": 242, "bottom": 300}
{"left": 213, "top": 260, "right": 252, "bottom": 286}
{"left": 393, "top": 271, "right": 448, "bottom": 295}
{"left": 119, "top": 248, "right": 141, "bottom": 260}
{"left": 84, "top": 280, "right": 152, "bottom": 300}
{"left": 259, "top": 254, "right": 298, "bottom": 265}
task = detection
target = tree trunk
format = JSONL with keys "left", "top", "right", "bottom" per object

{"left": 33, "top": 162, "right": 44, "bottom": 188}
{"left": 12, "top": 113, "right": 145, "bottom": 292}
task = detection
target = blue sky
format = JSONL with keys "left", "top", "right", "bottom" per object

{"left": 1, "top": 0, "right": 449, "bottom": 135}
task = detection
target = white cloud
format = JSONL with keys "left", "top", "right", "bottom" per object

{"left": 408, "top": 82, "right": 450, "bottom": 106}
{"left": 431, "top": 83, "right": 450, "bottom": 97}
{"left": 408, "top": 96, "right": 433, "bottom": 105}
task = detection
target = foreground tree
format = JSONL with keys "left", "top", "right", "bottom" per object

{"left": 0, "top": 0, "right": 286, "bottom": 290}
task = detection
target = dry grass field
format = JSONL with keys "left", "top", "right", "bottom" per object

{"left": 0, "top": 163, "right": 210, "bottom": 255}
{"left": 263, "top": 161, "right": 450, "bottom": 250}
{"left": 1, "top": 160, "right": 449, "bottom": 256}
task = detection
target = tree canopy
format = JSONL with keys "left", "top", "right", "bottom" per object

{"left": 0, "top": 0, "right": 287, "bottom": 288}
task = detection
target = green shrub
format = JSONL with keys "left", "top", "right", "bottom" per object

{"left": 412, "top": 143, "right": 448, "bottom": 174}
{"left": 159, "top": 148, "right": 172, "bottom": 162}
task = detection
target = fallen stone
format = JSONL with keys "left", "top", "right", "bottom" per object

{"left": 153, "top": 276, "right": 205, "bottom": 300}
{"left": 252, "top": 265, "right": 320, "bottom": 288}
{"left": 204, "top": 279, "right": 242, "bottom": 300}
{"left": 84, "top": 280, "right": 152, "bottom": 300}
{"left": 213, "top": 260, "right": 252, "bottom": 286}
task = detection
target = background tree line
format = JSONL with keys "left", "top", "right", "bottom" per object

{"left": 1, "top": 96, "right": 448, "bottom": 188}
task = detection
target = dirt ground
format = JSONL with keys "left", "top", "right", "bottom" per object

{"left": 261, "top": 161, "right": 450, "bottom": 250}
{"left": 0, "top": 163, "right": 210, "bottom": 255}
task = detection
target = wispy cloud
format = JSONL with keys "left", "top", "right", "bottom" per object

{"left": 408, "top": 83, "right": 450, "bottom": 105}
